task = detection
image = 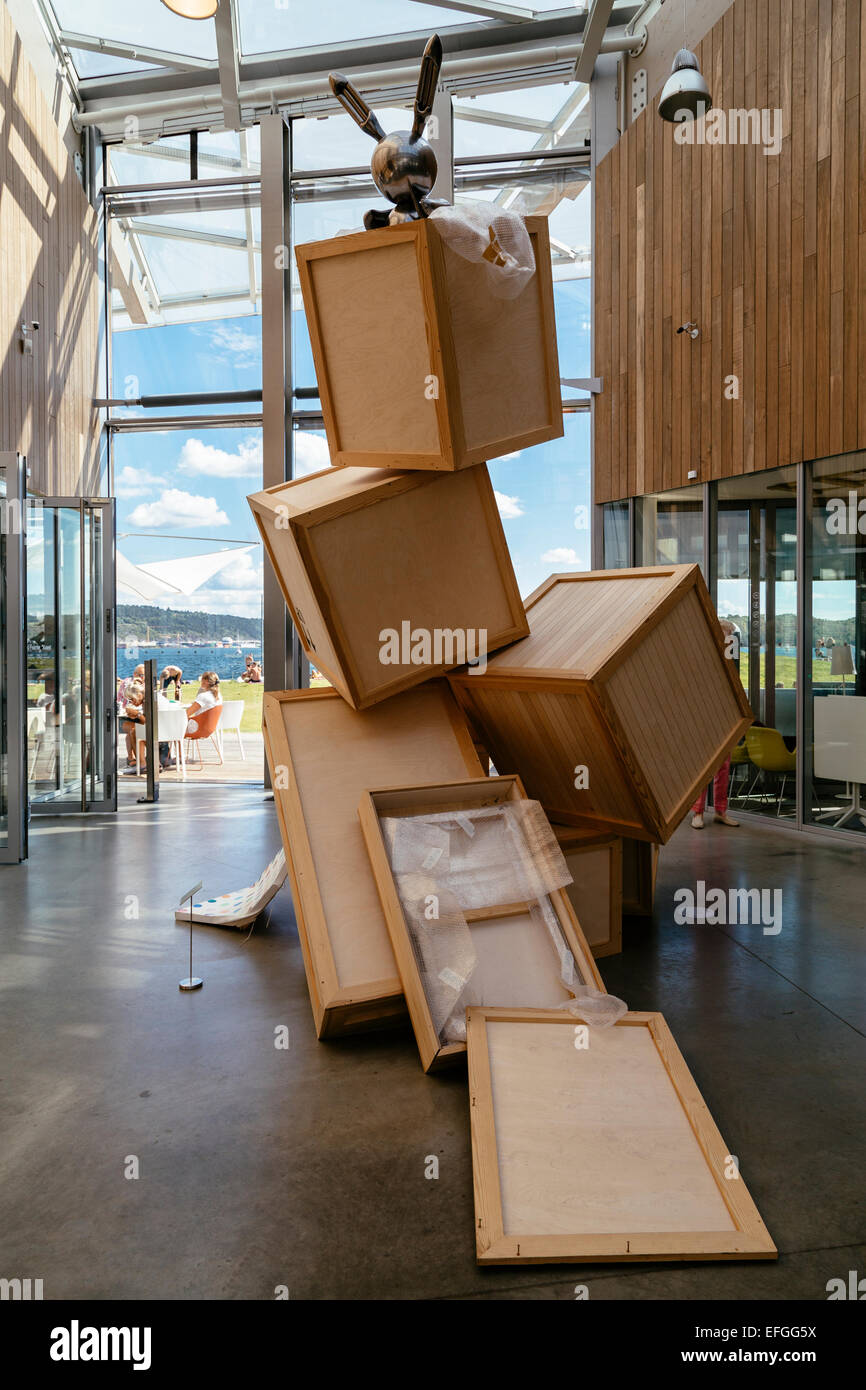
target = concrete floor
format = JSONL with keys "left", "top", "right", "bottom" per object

{"left": 0, "top": 783, "right": 864, "bottom": 1301}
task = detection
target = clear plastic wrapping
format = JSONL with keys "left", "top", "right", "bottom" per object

{"left": 381, "top": 799, "right": 627, "bottom": 1043}
{"left": 430, "top": 199, "right": 536, "bottom": 299}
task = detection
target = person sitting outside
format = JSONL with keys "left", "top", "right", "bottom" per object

{"left": 239, "top": 655, "right": 255, "bottom": 682}
{"left": 121, "top": 677, "right": 146, "bottom": 768}
{"left": 246, "top": 661, "right": 263, "bottom": 684}
{"left": 186, "top": 672, "right": 222, "bottom": 725}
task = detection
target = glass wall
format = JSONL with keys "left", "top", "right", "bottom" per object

{"left": 603, "top": 459, "right": 865, "bottom": 838}
{"left": 805, "top": 453, "right": 866, "bottom": 834}
{"left": 716, "top": 467, "right": 798, "bottom": 821}
{"left": 106, "top": 141, "right": 264, "bottom": 781}
{"left": 636, "top": 484, "right": 704, "bottom": 571}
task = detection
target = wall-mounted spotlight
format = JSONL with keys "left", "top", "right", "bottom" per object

{"left": 160, "top": 0, "right": 218, "bottom": 18}
{"left": 677, "top": 322, "right": 700, "bottom": 339}
{"left": 20, "top": 322, "right": 39, "bottom": 355}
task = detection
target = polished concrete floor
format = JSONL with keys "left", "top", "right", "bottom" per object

{"left": 0, "top": 784, "right": 864, "bottom": 1301}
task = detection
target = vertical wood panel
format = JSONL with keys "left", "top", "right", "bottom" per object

{"left": 594, "top": 0, "right": 865, "bottom": 502}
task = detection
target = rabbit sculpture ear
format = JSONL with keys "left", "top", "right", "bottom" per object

{"left": 411, "top": 33, "right": 442, "bottom": 142}
{"left": 328, "top": 71, "right": 386, "bottom": 142}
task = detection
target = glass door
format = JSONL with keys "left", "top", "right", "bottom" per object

{"left": 715, "top": 467, "right": 798, "bottom": 821}
{"left": 1, "top": 453, "right": 27, "bottom": 863}
{"left": 27, "top": 498, "right": 116, "bottom": 814}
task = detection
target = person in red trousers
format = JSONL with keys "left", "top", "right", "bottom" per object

{"left": 692, "top": 617, "right": 741, "bottom": 829}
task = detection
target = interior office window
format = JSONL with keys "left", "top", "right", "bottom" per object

{"left": 635, "top": 486, "right": 703, "bottom": 569}
{"left": 805, "top": 453, "right": 866, "bottom": 834}
{"left": 716, "top": 465, "right": 798, "bottom": 821}
{"left": 602, "top": 501, "right": 630, "bottom": 569}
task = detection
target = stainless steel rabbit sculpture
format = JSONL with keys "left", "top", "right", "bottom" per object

{"left": 329, "top": 34, "right": 449, "bottom": 231}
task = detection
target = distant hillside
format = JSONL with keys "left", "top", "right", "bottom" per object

{"left": 118, "top": 605, "right": 261, "bottom": 644}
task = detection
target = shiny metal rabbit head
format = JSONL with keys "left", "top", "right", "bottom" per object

{"left": 329, "top": 33, "right": 443, "bottom": 222}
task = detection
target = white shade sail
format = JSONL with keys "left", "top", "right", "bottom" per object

{"left": 117, "top": 545, "right": 255, "bottom": 601}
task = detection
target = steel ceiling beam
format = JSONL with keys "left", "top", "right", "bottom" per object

{"left": 59, "top": 30, "right": 213, "bottom": 74}
{"left": 574, "top": 0, "right": 615, "bottom": 84}
{"left": 411, "top": 0, "right": 536, "bottom": 21}
{"left": 213, "top": 0, "right": 242, "bottom": 129}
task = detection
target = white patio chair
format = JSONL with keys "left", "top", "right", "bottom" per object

{"left": 217, "top": 700, "right": 246, "bottom": 760}
{"left": 136, "top": 703, "right": 189, "bottom": 780}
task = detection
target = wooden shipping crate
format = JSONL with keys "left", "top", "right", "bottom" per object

{"left": 449, "top": 565, "right": 753, "bottom": 843}
{"left": 359, "top": 774, "right": 604, "bottom": 1073}
{"left": 295, "top": 216, "right": 562, "bottom": 471}
{"left": 622, "top": 837, "right": 660, "bottom": 917}
{"left": 249, "top": 464, "right": 527, "bottom": 711}
{"left": 553, "top": 825, "right": 622, "bottom": 959}
{"left": 467, "top": 1006, "right": 777, "bottom": 1265}
{"left": 262, "top": 683, "right": 483, "bottom": 1038}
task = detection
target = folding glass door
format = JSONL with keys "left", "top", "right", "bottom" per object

{"left": 0, "top": 454, "right": 27, "bottom": 863}
{"left": 27, "top": 498, "right": 116, "bottom": 814}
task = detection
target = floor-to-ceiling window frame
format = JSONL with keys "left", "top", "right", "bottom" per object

{"left": 101, "top": 131, "right": 266, "bottom": 783}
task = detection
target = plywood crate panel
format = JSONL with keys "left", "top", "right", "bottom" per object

{"left": 262, "top": 684, "right": 483, "bottom": 1037}
{"left": 554, "top": 825, "right": 622, "bottom": 958}
{"left": 359, "top": 775, "right": 603, "bottom": 1072}
{"left": 467, "top": 1007, "right": 777, "bottom": 1264}
{"left": 250, "top": 464, "right": 527, "bottom": 710}
{"left": 449, "top": 565, "right": 753, "bottom": 843}
{"left": 296, "top": 216, "right": 562, "bottom": 471}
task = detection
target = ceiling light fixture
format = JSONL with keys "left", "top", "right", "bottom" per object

{"left": 658, "top": 0, "right": 712, "bottom": 123}
{"left": 160, "top": 0, "right": 219, "bottom": 19}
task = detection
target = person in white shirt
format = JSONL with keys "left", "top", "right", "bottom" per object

{"left": 186, "top": 672, "right": 222, "bottom": 728}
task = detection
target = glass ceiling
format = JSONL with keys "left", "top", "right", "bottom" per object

{"left": 45, "top": 0, "right": 588, "bottom": 81}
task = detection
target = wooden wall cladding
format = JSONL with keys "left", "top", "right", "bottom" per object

{"left": 0, "top": 6, "right": 101, "bottom": 495}
{"left": 594, "top": 0, "right": 865, "bottom": 503}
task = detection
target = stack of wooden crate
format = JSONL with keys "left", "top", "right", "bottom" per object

{"left": 248, "top": 212, "right": 771, "bottom": 1266}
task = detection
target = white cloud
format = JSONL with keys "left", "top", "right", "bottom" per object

{"left": 127, "top": 490, "right": 230, "bottom": 529}
{"left": 115, "top": 465, "right": 167, "bottom": 499}
{"left": 294, "top": 432, "right": 331, "bottom": 477}
{"left": 149, "top": 589, "right": 262, "bottom": 620}
{"left": 208, "top": 551, "right": 264, "bottom": 591}
{"left": 177, "top": 436, "right": 262, "bottom": 479}
{"left": 208, "top": 323, "right": 261, "bottom": 368}
{"left": 492, "top": 451, "right": 521, "bottom": 462}
{"left": 495, "top": 490, "right": 525, "bottom": 519}
{"left": 541, "top": 547, "right": 580, "bottom": 563}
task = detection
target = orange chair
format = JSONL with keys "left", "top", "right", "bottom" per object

{"left": 184, "top": 703, "right": 224, "bottom": 769}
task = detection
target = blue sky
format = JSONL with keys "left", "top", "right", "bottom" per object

{"left": 112, "top": 276, "right": 593, "bottom": 619}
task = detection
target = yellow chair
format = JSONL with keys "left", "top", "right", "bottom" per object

{"left": 744, "top": 728, "right": 796, "bottom": 815}
{"left": 728, "top": 738, "right": 750, "bottom": 801}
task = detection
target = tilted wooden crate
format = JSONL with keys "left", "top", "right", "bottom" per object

{"left": 295, "top": 216, "right": 562, "bottom": 471}
{"left": 249, "top": 463, "right": 527, "bottom": 710}
{"left": 449, "top": 565, "right": 753, "bottom": 843}
{"left": 553, "top": 824, "right": 622, "bottom": 959}
{"left": 262, "top": 683, "right": 483, "bottom": 1038}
